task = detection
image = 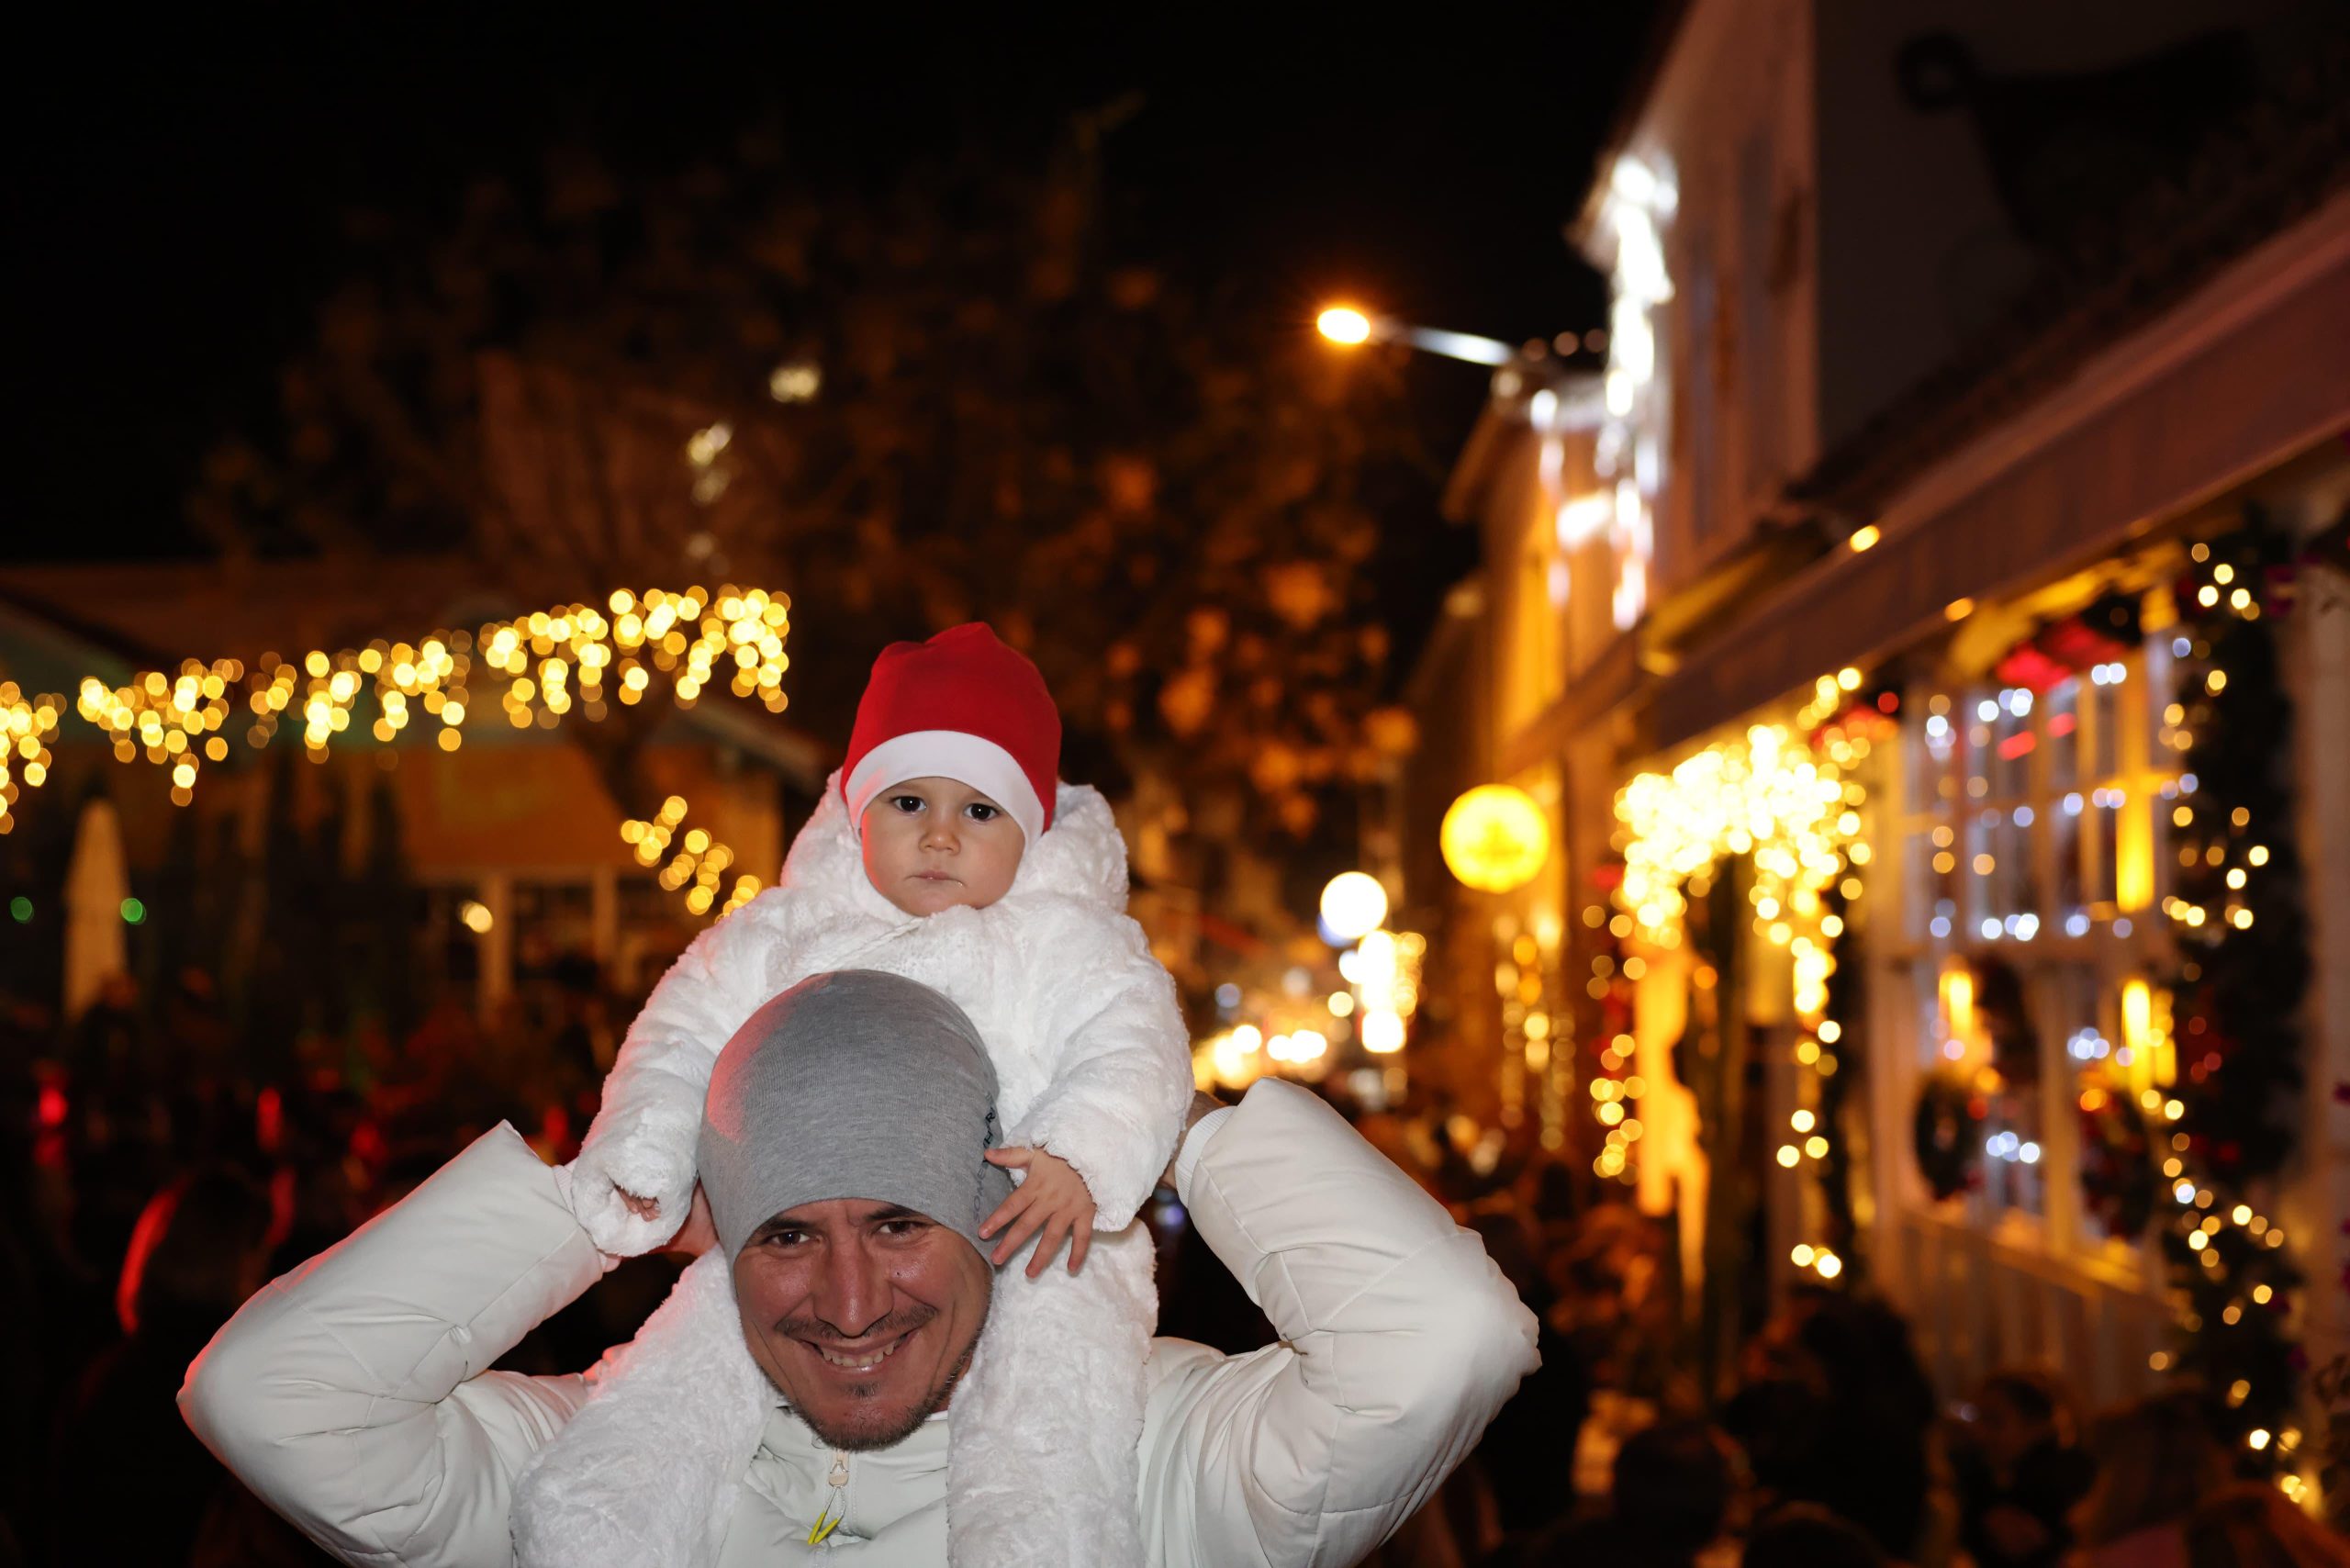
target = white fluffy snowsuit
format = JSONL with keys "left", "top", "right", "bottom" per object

{"left": 515, "top": 776, "right": 1193, "bottom": 1568}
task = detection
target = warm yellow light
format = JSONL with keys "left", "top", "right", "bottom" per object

{"left": 1944, "top": 598, "right": 1975, "bottom": 622}
{"left": 1360, "top": 1009, "right": 1406, "bottom": 1053}
{"left": 1320, "top": 872, "right": 1391, "bottom": 941}
{"left": 1316, "top": 306, "right": 1373, "bottom": 345}
{"left": 1942, "top": 964, "right": 1976, "bottom": 1053}
{"left": 459, "top": 900, "right": 494, "bottom": 935}
{"left": 1814, "top": 1250, "right": 1843, "bottom": 1280}
{"left": 1440, "top": 785, "right": 1552, "bottom": 893}
{"left": 2121, "top": 980, "right": 2154, "bottom": 1080}
{"left": 1848, "top": 524, "right": 1883, "bottom": 553}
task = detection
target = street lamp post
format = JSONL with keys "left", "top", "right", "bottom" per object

{"left": 1316, "top": 306, "right": 1518, "bottom": 367}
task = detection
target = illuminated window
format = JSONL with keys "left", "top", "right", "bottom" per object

{"left": 1895, "top": 641, "right": 2179, "bottom": 1238}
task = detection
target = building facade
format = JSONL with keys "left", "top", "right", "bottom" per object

{"left": 1419, "top": 0, "right": 2349, "bottom": 1508}
{"left": 0, "top": 557, "right": 822, "bottom": 1047}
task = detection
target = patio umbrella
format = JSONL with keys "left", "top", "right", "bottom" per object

{"left": 63, "top": 795, "right": 129, "bottom": 1019}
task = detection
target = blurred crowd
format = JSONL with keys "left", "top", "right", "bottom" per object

{"left": 0, "top": 954, "right": 638, "bottom": 1567}
{"left": 1278, "top": 1114, "right": 2344, "bottom": 1568}
{"left": 2, "top": 965, "right": 2342, "bottom": 1568}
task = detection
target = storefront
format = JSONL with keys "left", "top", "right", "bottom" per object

{"left": 1419, "top": 0, "right": 2349, "bottom": 1510}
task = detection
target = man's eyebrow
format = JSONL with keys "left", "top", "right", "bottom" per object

{"left": 750, "top": 1204, "right": 924, "bottom": 1238}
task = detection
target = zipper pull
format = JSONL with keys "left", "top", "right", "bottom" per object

{"left": 808, "top": 1452, "right": 849, "bottom": 1546}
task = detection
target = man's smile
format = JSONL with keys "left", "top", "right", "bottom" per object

{"left": 800, "top": 1327, "right": 917, "bottom": 1375}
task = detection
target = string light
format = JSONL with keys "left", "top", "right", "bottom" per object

{"left": 2145, "top": 531, "right": 2311, "bottom": 1473}
{"left": 0, "top": 683, "right": 62, "bottom": 834}
{"left": 1592, "top": 152, "right": 1676, "bottom": 630}
{"left": 1616, "top": 718, "right": 1867, "bottom": 1271}
{"left": 1617, "top": 723, "right": 1863, "bottom": 946}
{"left": 621, "top": 797, "right": 764, "bottom": 921}
{"left": 17, "top": 587, "right": 792, "bottom": 815}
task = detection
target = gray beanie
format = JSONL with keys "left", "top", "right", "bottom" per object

{"left": 698, "top": 969, "right": 1016, "bottom": 1262}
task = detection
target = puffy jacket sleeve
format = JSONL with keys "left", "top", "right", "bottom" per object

{"left": 567, "top": 893, "right": 787, "bottom": 1254}
{"left": 1014, "top": 908, "right": 1194, "bottom": 1228}
{"left": 1136, "top": 1081, "right": 1540, "bottom": 1568}
{"left": 180, "top": 1123, "right": 606, "bottom": 1568}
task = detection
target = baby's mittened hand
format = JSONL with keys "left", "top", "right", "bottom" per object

{"left": 564, "top": 1134, "right": 694, "bottom": 1255}
{"left": 979, "top": 1148, "right": 1097, "bottom": 1279}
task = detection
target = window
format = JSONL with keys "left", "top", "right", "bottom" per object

{"left": 1893, "top": 642, "right": 2182, "bottom": 1239}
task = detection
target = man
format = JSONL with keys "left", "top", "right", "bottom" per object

{"left": 182, "top": 970, "right": 1539, "bottom": 1565}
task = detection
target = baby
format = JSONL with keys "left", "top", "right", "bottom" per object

{"left": 514, "top": 623, "right": 1193, "bottom": 1568}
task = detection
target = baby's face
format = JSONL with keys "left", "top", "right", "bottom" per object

{"left": 860, "top": 777, "right": 1025, "bottom": 916}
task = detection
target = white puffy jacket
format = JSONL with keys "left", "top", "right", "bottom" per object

{"left": 181, "top": 1080, "right": 1539, "bottom": 1567}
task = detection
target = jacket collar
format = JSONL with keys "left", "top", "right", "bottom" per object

{"left": 736, "top": 1405, "right": 951, "bottom": 1552}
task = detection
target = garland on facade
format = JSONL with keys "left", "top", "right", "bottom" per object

{"left": 2155, "top": 520, "right": 2310, "bottom": 1475}
{"left": 2077, "top": 1089, "right": 2158, "bottom": 1239}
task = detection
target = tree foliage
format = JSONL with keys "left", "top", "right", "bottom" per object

{"left": 191, "top": 117, "right": 1430, "bottom": 843}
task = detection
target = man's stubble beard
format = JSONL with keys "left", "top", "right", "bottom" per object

{"left": 775, "top": 1304, "right": 989, "bottom": 1454}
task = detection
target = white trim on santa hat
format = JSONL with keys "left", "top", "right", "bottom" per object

{"left": 844, "top": 730, "right": 1047, "bottom": 846}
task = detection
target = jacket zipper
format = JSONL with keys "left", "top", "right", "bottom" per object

{"left": 807, "top": 1451, "right": 849, "bottom": 1546}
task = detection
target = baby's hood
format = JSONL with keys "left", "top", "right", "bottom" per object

{"left": 779, "top": 771, "right": 1130, "bottom": 916}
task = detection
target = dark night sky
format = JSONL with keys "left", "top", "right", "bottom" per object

{"left": 10, "top": 12, "right": 1653, "bottom": 571}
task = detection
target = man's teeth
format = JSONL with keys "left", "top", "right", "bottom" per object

{"left": 817, "top": 1337, "right": 903, "bottom": 1371}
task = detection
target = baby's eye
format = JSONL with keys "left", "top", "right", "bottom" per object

{"left": 964, "top": 802, "right": 999, "bottom": 823}
{"left": 888, "top": 795, "right": 925, "bottom": 814}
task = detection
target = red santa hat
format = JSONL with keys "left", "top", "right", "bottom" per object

{"left": 842, "top": 622, "right": 1061, "bottom": 846}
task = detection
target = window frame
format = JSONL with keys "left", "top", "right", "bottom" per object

{"left": 1878, "top": 639, "right": 2185, "bottom": 1273}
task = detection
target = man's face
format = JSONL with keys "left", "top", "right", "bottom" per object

{"left": 859, "top": 777, "right": 1025, "bottom": 916}
{"left": 732, "top": 1197, "right": 993, "bottom": 1451}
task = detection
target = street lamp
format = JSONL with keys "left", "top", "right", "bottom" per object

{"left": 1315, "top": 307, "right": 1373, "bottom": 345}
{"left": 1316, "top": 303, "right": 1516, "bottom": 367}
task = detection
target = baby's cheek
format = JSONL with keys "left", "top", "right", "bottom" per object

{"left": 979, "top": 845, "right": 1027, "bottom": 905}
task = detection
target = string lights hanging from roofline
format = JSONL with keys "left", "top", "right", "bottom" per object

{"left": 0, "top": 586, "right": 792, "bottom": 829}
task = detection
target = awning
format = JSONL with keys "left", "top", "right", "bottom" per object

{"left": 1647, "top": 189, "right": 2350, "bottom": 753}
